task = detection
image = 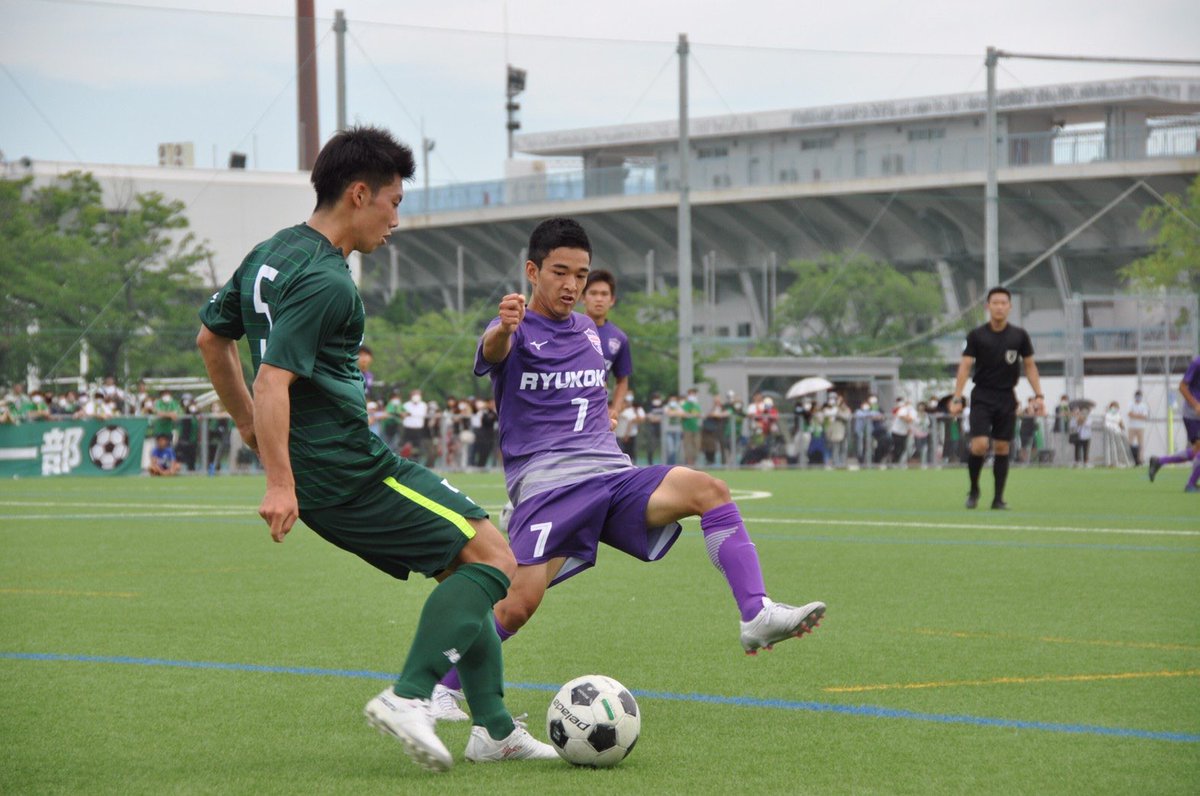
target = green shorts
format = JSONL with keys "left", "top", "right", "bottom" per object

{"left": 299, "top": 459, "right": 488, "bottom": 580}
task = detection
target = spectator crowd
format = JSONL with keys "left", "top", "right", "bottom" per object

{"left": 2, "top": 373, "right": 1148, "bottom": 473}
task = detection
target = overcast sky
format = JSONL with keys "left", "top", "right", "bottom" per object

{"left": 2, "top": 0, "right": 1197, "bottom": 183}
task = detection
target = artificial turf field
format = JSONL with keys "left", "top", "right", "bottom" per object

{"left": 2, "top": 465, "right": 1197, "bottom": 795}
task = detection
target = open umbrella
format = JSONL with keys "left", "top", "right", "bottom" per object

{"left": 786, "top": 377, "right": 833, "bottom": 399}
{"left": 1068, "top": 398, "right": 1095, "bottom": 412}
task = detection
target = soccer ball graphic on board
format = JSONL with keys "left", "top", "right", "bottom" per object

{"left": 89, "top": 425, "right": 131, "bottom": 471}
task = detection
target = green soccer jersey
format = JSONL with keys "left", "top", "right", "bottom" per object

{"left": 151, "top": 397, "right": 181, "bottom": 437}
{"left": 199, "top": 224, "right": 395, "bottom": 509}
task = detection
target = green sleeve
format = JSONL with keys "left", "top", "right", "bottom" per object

{"left": 199, "top": 269, "right": 246, "bottom": 340}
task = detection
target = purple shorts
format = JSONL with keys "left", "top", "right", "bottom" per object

{"left": 507, "top": 464, "right": 681, "bottom": 586}
{"left": 1185, "top": 417, "right": 1200, "bottom": 444}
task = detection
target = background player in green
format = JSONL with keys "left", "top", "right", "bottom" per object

{"left": 949, "top": 286, "right": 1045, "bottom": 509}
{"left": 195, "top": 126, "right": 554, "bottom": 772}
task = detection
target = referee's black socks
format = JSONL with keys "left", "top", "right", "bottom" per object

{"left": 993, "top": 453, "right": 1010, "bottom": 501}
{"left": 967, "top": 454, "right": 985, "bottom": 494}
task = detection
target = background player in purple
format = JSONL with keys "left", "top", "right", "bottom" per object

{"left": 430, "top": 217, "right": 825, "bottom": 720}
{"left": 581, "top": 269, "right": 632, "bottom": 423}
{"left": 1148, "top": 354, "right": 1200, "bottom": 493}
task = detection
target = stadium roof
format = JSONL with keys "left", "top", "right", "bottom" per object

{"left": 515, "top": 76, "right": 1200, "bottom": 157}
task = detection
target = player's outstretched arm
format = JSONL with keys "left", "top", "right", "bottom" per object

{"left": 197, "top": 325, "right": 256, "bottom": 450}
{"left": 253, "top": 363, "right": 300, "bottom": 543}
{"left": 480, "top": 293, "right": 526, "bottom": 364}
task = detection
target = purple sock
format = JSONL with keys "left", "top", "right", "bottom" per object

{"left": 700, "top": 502, "right": 767, "bottom": 622}
{"left": 1159, "top": 452, "right": 1191, "bottom": 464}
{"left": 439, "top": 615, "right": 516, "bottom": 691}
{"left": 1188, "top": 457, "right": 1200, "bottom": 489}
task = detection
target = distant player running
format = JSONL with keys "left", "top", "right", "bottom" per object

{"left": 431, "top": 217, "right": 824, "bottom": 720}
{"left": 1148, "top": 354, "right": 1200, "bottom": 493}
{"left": 197, "top": 126, "right": 554, "bottom": 771}
{"left": 950, "top": 286, "right": 1045, "bottom": 510}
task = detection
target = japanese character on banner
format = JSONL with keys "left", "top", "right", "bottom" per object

{"left": 41, "top": 427, "right": 84, "bottom": 476}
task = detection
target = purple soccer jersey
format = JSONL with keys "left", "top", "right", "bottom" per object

{"left": 475, "top": 310, "right": 624, "bottom": 490}
{"left": 594, "top": 320, "right": 632, "bottom": 380}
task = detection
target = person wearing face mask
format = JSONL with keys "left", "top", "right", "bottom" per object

{"left": 643, "top": 393, "right": 664, "bottom": 465}
{"left": 681, "top": 388, "right": 703, "bottom": 467}
{"left": 151, "top": 389, "right": 181, "bottom": 444}
{"left": 400, "top": 389, "right": 427, "bottom": 459}
{"left": 472, "top": 399, "right": 498, "bottom": 469}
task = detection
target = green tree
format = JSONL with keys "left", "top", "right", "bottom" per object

{"left": 607, "top": 289, "right": 703, "bottom": 400}
{"left": 1120, "top": 175, "right": 1200, "bottom": 292}
{"left": 0, "top": 172, "right": 211, "bottom": 385}
{"left": 362, "top": 304, "right": 492, "bottom": 401}
{"left": 765, "top": 251, "right": 945, "bottom": 375}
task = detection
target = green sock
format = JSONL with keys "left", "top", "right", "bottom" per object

{"left": 392, "top": 563, "right": 510, "bottom": 701}
{"left": 457, "top": 617, "right": 516, "bottom": 740}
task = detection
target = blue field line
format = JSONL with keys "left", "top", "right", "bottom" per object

{"left": 3, "top": 651, "right": 1196, "bottom": 744}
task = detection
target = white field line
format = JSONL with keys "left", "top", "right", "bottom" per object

{"left": 1, "top": 498, "right": 1192, "bottom": 538}
{"left": 745, "top": 516, "right": 1200, "bottom": 538}
{"left": 2, "top": 511, "right": 253, "bottom": 521}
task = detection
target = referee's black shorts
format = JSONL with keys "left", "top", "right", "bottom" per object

{"left": 968, "top": 388, "right": 1017, "bottom": 441}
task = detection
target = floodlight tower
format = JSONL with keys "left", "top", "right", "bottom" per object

{"left": 506, "top": 65, "right": 526, "bottom": 159}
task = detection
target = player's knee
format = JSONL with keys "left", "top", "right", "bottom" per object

{"left": 994, "top": 441, "right": 1011, "bottom": 456}
{"left": 495, "top": 594, "right": 535, "bottom": 631}
{"left": 691, "top": 472, "right": 731, "bottom": 513}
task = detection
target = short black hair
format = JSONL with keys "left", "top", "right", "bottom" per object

{"left": 359, "top": 345, "right": 373, "bottom": 356}
{"left": 528, "top": 217, "right": 591, "bottom": 268}
{"left": 986, "top": 286, "right": 1011, "bottom": 301}
{"left": 311, "top": 126, "right": 416, "bottom": 210}
{"left": 584, "top": 268, "right": 617, "bottom": 297}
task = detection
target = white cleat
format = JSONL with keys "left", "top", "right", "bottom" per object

{"left": 364, "top": 688, "right": 453, "bottom": 773}
{"left": 465, "top": 715, "right": 559, "bottom": 762}
{"left": 430, "top": 684, "right": 470, "bottom": 722}
{"left": 739, "top": 598, "right": 826, "bottom": 655}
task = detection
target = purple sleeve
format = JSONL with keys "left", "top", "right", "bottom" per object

{"left": 612, "top": 328, "right": 633, "bottom": 379}
{"left": 474, "top": 317, "right": 506, "bottom": 377}
{"left": 1185, "top": 357, "right": 1200, "bottom": 393}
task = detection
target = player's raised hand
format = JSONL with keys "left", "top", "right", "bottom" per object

{"left": 497, "top": 293, "right": 526, "bottom": 333}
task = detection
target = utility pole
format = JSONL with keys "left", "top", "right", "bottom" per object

{"left": 676, "top": 33, "right": 693, "bottom": 395}
{"left": 334, "top": 10, "right": 347, "bottom": 132}
{"left": 984, "top": 45, "right": 999, "bottom": 289}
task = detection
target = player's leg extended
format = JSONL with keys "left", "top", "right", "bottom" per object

{"left": 1187, "top": 439, "right": 1200, "bottom": 492}
{"left": 434, "top": 558, "right": 563, "bottom": 721}
{"left": 393, "top": 520, "right": 514, "bottom": 700}
{"left": 646, "top": 467, "right": 825, "bottom": 654}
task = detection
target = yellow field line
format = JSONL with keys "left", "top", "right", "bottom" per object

{"left": 914, "top": 627, "right": 1200, "bottom": 652}
{"left": 0, "top": 587, "right": 138, "bottom": 598}
{"left": 824, "top": 669, "right": 1200, "bottom": 693}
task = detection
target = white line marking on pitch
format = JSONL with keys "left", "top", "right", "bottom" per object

{"left": 747, "top": 517, "right": 1200, "bottom": 538}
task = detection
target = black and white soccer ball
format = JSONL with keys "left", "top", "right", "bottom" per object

{"left": 89, "top": 425, "right": 131, "bottom": 470}
{"left": 546, "top": 674, "right": 640, "bottom": 767}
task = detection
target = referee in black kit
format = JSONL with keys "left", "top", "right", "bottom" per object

{"left": 949, "top": 287, "right": 1045, "bottom": 509}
